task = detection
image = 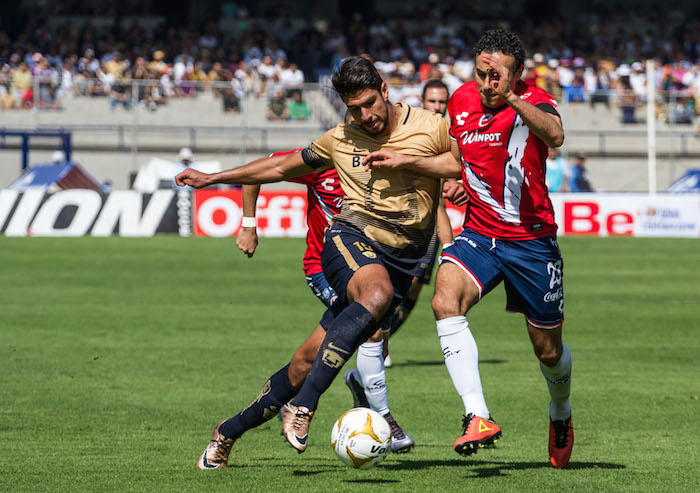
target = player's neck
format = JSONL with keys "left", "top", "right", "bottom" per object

{"left": 382, "top": 102, "right": 402, "bottom": 136}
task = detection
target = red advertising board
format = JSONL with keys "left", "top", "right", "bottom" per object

{"left": 193, "top": 188, "right": 309, "bottom": 237}
{"left": 192, "top": 189, "right": 700, "bottom": 239}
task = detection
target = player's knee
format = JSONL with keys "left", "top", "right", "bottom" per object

{"left": 358, "top": 281, "right": 393, "bottom": 319}
{"left": 365, "top": 328, "right": 383, "bottom": 343}
{"left": 431, "top": 290, "right": 460, "bottom": 319}
{"left": 534, "top": 343, "right": 562, "bottom": 367}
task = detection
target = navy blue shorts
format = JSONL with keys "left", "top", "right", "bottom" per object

{"left": 306, "top": 271, "right": 338, "bottom": 308}
{"left": 417, "top": 235, "right": 439, "bottom": 285}
{"left": 319, "top": 223, "right": 414, "bottom": 330}
{"left": 440, "top": 228, "right": 564, "bottom": 329}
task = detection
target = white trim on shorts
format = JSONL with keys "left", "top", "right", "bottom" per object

{"left": 505, "top": 308, "right": 564, "bottom": 329}
{"left": 439, "top": 253, "right": 483, "bottom": 300}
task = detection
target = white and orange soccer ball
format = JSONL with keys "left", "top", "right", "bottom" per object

{"left": 331, "top": 408, "right": 392, "bottom": 469}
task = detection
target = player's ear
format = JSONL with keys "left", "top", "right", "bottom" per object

{"left": 514, "top": 64, "right": 524, "bottom": 82}
{"left": 380, "top": 81, "right": 389, "bottom": 101}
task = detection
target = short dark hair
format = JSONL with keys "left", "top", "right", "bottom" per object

{"left": 422, "top": 79, "right": 449, "bottom": 100}
{"left": 473, "top": 29, "right": 527, "bottom": 72}
{"left": 331, "top": 56, "right": 384, "bottom": 101}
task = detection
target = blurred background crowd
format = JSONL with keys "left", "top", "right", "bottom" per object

{"left": 0, "top": 0, "right": 698, "bottom": 127}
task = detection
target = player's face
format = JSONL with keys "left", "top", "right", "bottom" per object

{"left": 421, "top": 87, "right": 449, "bottom": 116}
{"left": 474, "top": 51, "right": 520, "bottom": 108}
{"left": 344, "top": 84, "right": 391, "bottom": 136}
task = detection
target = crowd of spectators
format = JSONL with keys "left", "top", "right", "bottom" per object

{"left": 546, "top": 148, "right": 594, "bottom": 193}
{"left": 0, "top": 3, "right": 698, "bottom": 127}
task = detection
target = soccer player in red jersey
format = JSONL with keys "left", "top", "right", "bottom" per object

{"left": 363, "top": 29, "right": 573, "bottom": 468}
{"left": 236, "top": 149, "right": 344, "bottom": 308}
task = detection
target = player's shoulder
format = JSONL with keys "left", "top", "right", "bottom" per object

{"left": 336, "top": 121, "right": 364, "bottom": 142}
{"left": 517, "top": 81, "right": 557, "bottom": 105}
{"left": 408, "top": 104, "right": 448, "bottom": 125}
{"left": 449, "top": 81, "right": 479, "bottom": 109}
{"left": 450, "top": 81, "right": 478, "bottom": 100}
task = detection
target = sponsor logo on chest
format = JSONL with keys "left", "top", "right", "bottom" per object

{"left": 459, "top": 129, "right": 502, "bottom": 145}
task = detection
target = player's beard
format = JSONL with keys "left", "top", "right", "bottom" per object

{"left": 479, "top": 89, "right": 501, "bottom": 108}
{"left": 361, "top": 99, "right": 390, "bottom": 135}
{"left": 363, "top": 119, "right": 385, "bottom": 135}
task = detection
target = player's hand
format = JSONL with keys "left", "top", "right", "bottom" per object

{"left": 236, "top": 227, "right": 259, "bottom": 258}
{"left": 363, "top": 150, "right": 411, "bottom": 171}
{"left": 175, "top": 168, "right": 211, "bottom": 188}
{"left": 482, "top": 53, "right": 513, "bottom": 101}
{"left": 443, "top": 180, "right": 469, "bottom": 206}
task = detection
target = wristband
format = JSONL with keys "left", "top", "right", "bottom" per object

{"left": 241, "top": 217, "right": 257, "bottom": 228}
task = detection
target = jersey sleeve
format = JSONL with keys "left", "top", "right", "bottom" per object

{"left": 301, "top": 128, "right": 335, "bottom": 171}
{"left": 447, "top": 93, "right": 458, "bottom": 140}
{"left": 288, "top": 174, "right": 315, "bottom": 186}
{"left": 529, "top": 87, "right": 559, "bottom": 111}
{"left": 434, "top": 116, "right": 452, "bottom": 153}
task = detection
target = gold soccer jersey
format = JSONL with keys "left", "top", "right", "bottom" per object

{"left": 302, "top": 103, "right": 451, "bottom": 260}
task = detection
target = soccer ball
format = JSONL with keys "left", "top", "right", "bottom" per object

{"left": 331, "top": 408, "right": 392, "bottom": 469}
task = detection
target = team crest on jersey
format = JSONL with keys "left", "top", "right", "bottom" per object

{"left": 478, "top": 114, "right": 494, "bottom": 127}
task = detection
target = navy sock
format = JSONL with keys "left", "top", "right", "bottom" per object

{"left": 293, "top": 302, "right": 377, "bottom": 411}
{"left": 389, "top": 296, "right": 417, "bottom": 336}
{"left": 218, "top": 364, "right": 297, "bottom": 439}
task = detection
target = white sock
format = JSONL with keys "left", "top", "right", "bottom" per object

{"left": 436, "top": 316, "right": 490, "bottom": 418}
{"left": 540, "top": 343, "right": 572, "bottom": 421}
{"left": 356, "top": 341, "right": 389, "bottom": 415}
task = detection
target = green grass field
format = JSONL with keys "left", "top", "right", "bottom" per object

{"left": 1, "top": 236, "right": 699, "bottom": 492}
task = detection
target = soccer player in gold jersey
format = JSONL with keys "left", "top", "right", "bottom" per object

{"left": 177, "top": 56, "right": 458, "bottom": 466}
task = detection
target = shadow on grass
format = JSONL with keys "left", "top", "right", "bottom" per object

{"left": 344, "top": 479, "right": 401, "bottom": 484}
{"left": 383, "top": 458, "right": 626, "bottom": 476}
{"left": 391, "top": 359, "right": 508, "bottom": 368}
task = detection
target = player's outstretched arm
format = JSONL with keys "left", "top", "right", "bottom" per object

{"left": 436, "top": 204, "right": 454, "bottom": 246}
{"left": 175, "top": 151, "right": 313, "bottom": 188}
{"left": 363, "top": 147, "right": 461, "bottom": 179}
{"left": 236, "top": 184, "right": 261, "bottom": 258}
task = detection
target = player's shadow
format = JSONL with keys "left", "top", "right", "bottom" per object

{"left": 383, "top": 459, "right": 625, "bottom": 476}
{"left": 344, "top": 479, "right": 401, "bottom": 484}
{"left": 391, "top": 359, "right": 508, "bottom": 368}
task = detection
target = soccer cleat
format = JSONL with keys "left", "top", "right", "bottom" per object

{"left": 384, "top": 355, "right": 393, "bottom": 368}
{"left": 280, "top": 402, "right": 315, "bottom": 453}
{"left": 197, "top": 419, "right": 236, "bottom": 470}
{"left": 549, "top": 416, "right": 574, "bottom": 468}
{"left": 383, "top": 413, "right": 415, "bottom": 453}
{"left": 344, "top": 369, "right": 370, "bottom": 408}
{"left": 453, "top": 414, "right": 502, "bottom": 457}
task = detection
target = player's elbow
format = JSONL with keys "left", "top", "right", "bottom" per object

{"left": 549, "top": 131, "right": 565, "bottom": 148}
{"left": 446, "top": 164, "right": 463, "bottom": 178}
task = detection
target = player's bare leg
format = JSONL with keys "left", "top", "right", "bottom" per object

{"left": 288, "top": 325, "right": 326, "bottom": 388}
{"left": 528, "top": 322, "right": 573, "bottom": 468}
{"left": 383, "top": 276, "right": 423, "bottom": 366}
{"left": 432, "top": 262, "right": 501, "bottom": 456}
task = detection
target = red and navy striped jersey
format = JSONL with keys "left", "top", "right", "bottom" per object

{"left": 448, "top": 81, "right": 559, "bottom": 239}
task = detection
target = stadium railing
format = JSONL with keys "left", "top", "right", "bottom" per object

{"left": 1, "top": 78, "right": 697, "bottom": 159}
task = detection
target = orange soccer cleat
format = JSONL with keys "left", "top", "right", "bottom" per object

{"left": 453, "top": 414, "right": 502, "bottom": 456}
{"left": 549, "top": 416, "right": 574, "bottom": 468}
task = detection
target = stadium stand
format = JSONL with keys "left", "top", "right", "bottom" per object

{"left": 1, "top": 0, "right": 698, "bottom": 191}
